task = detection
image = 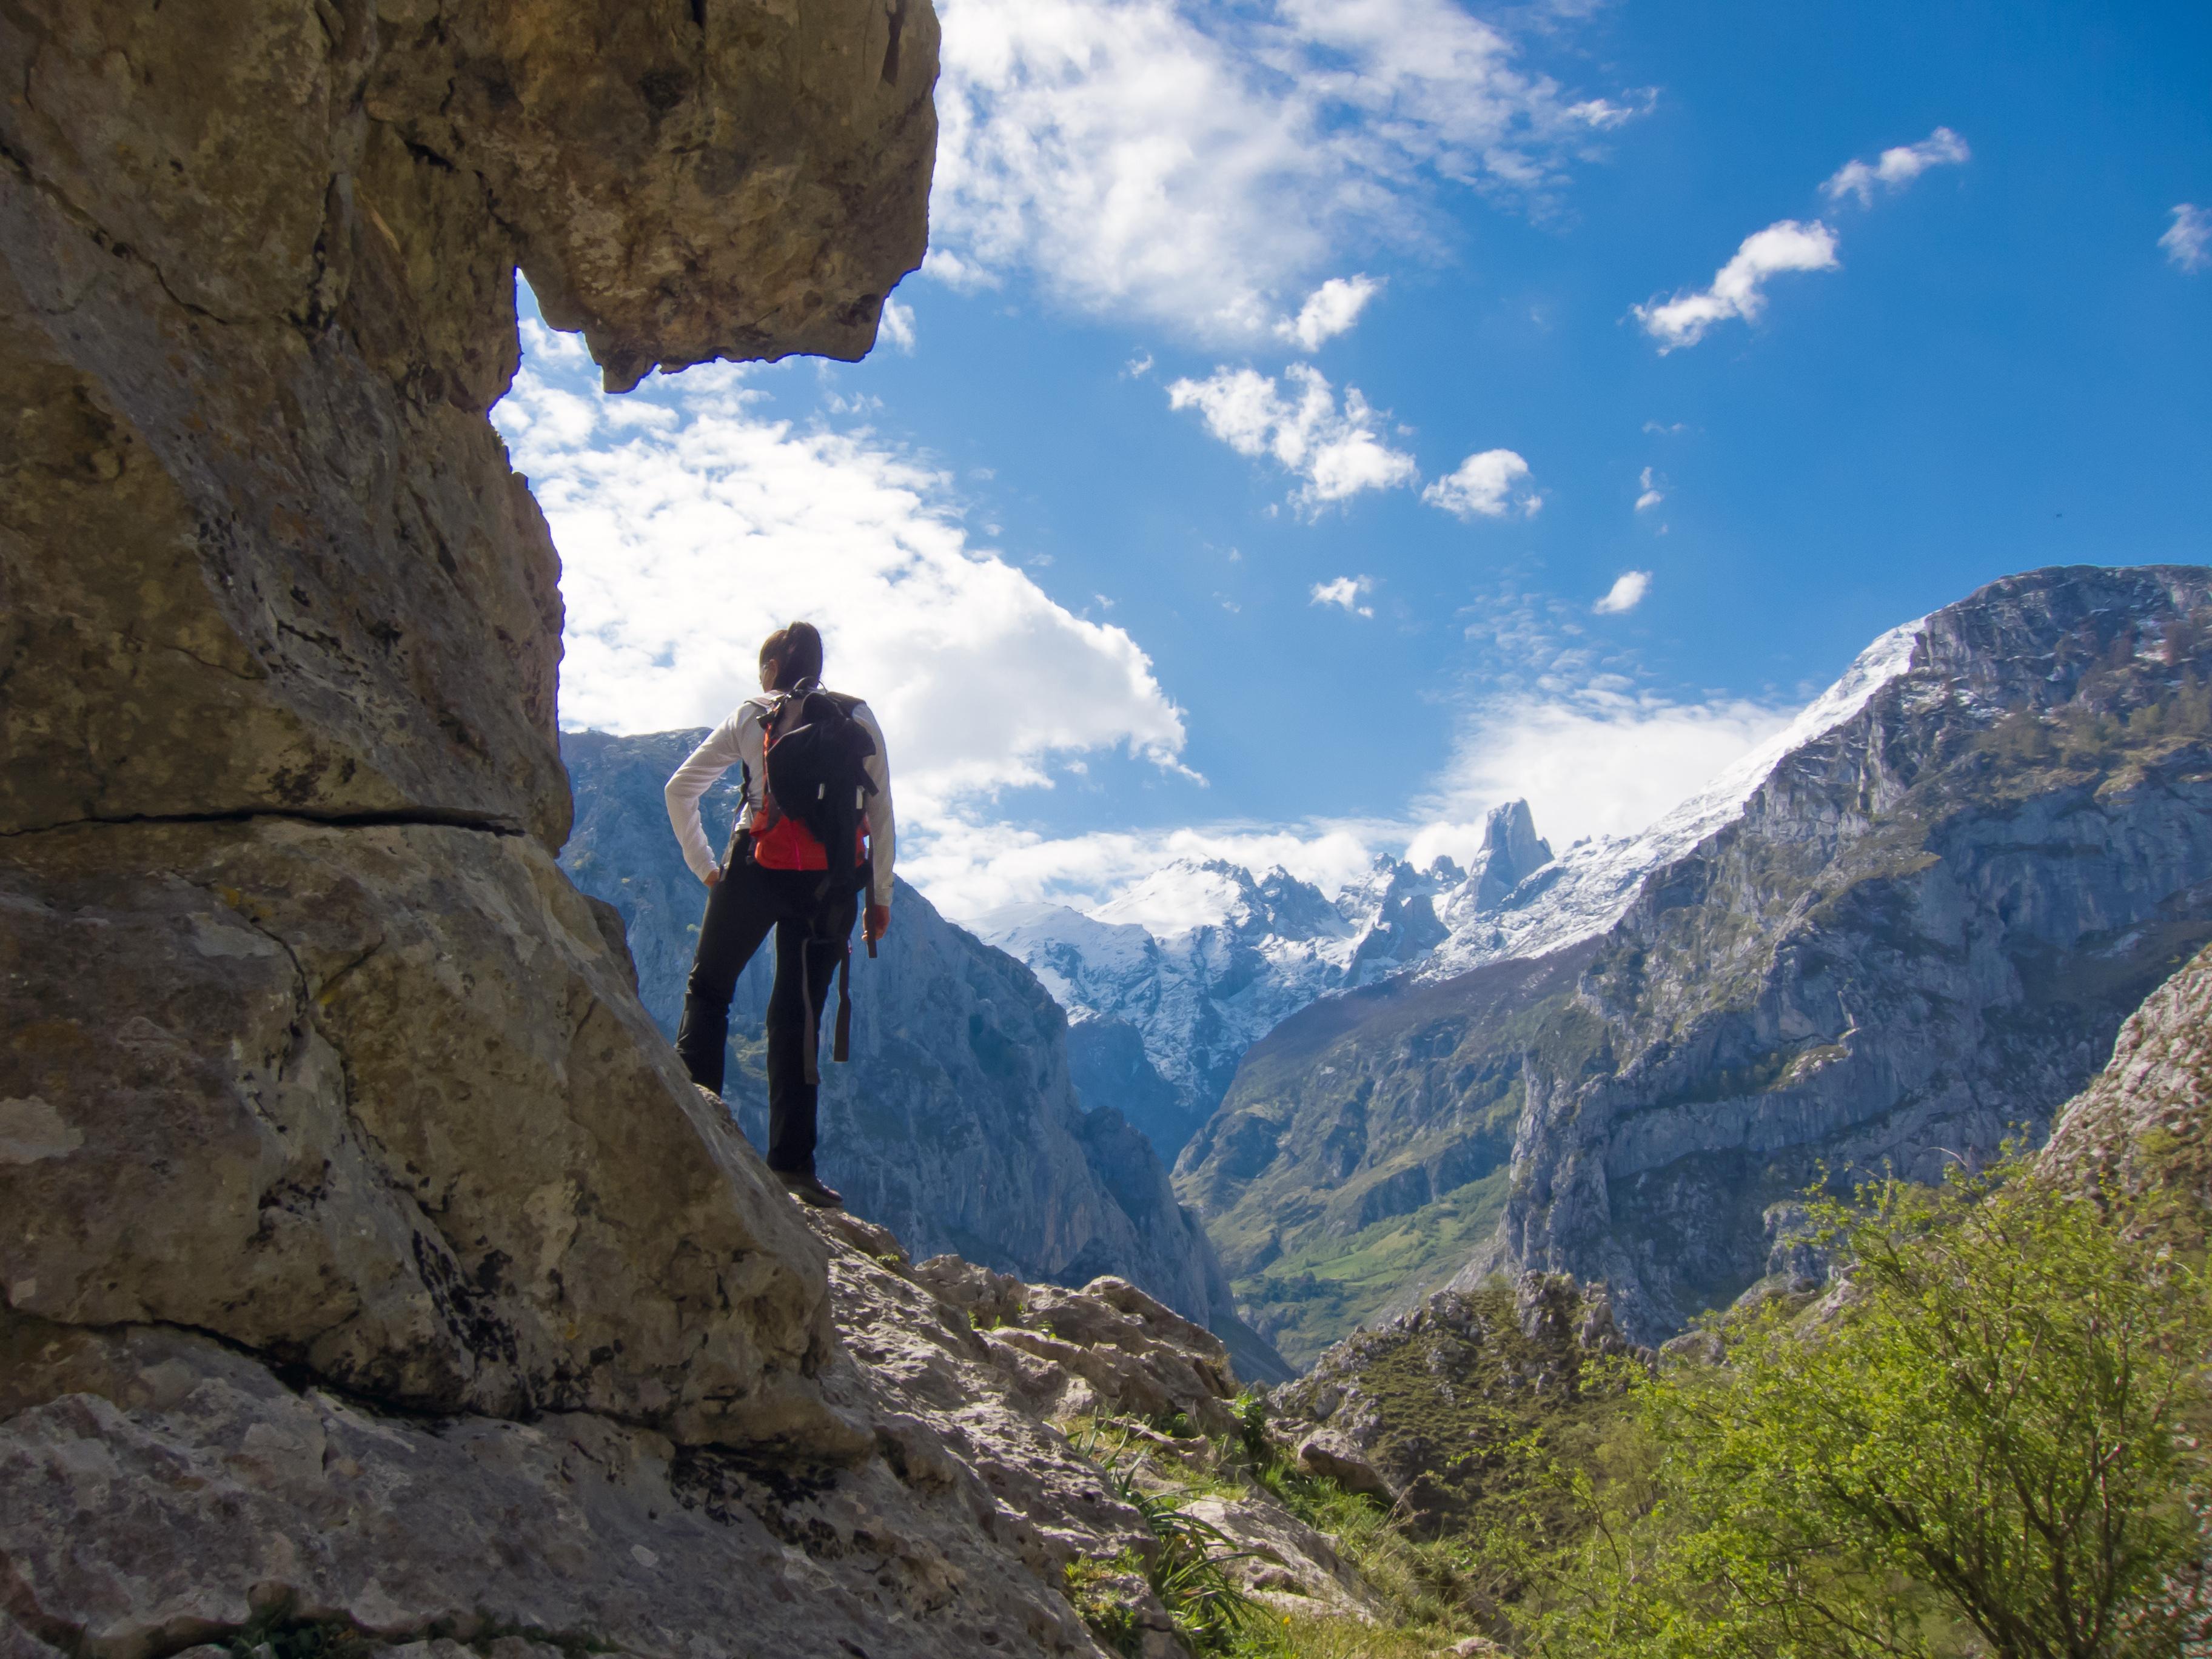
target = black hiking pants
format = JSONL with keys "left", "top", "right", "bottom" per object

{"left": 675, "top": 833, "right": 857, "bottom": 1177}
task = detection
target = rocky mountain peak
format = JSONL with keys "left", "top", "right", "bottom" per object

{"left": 1469, "top": 798, "right": 1553, "bottom": 905}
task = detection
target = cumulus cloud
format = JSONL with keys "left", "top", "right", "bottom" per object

{"left": 1593, "top": 570, "right": 1651, "bottom": 614}
{"left": 1634, "top": 465, "right": 1663, "bottom": 511}
{"left": 1311, "top": 575, "right": 1375, "bottom": 617}
{"left": 1423, "top": 447, "right": 1542, "bottom": 519}
{"left": 878, "top": 297, "right": 917, "bottom": 352}
{"left": 1406, "top": 685, "right": 1793, "bottom": 863}
{"left": 1167, "top": 363, "right": 1418, "bottom": 510}
{"left": 494, "top": 318, "right": 1190, "bottom": 824}
{"left": 907, "top": 817, "right": 1384, "bottom": 920}
{"left": 916, "top": 681, "right": 1795, "bottom": 919}
{"left": 930, "top": 0, "right": 1636, "bottom": 340}
{"left": 1635, "top": 218, "right": 1840, "bottom": 352}
{"left": 1822, "top": 127, "right": 1971, "bottom": 207}
{"left": 1276, "top": 275, "right": 1382, "bottom": 352}
{"left": 2163, "top": 204, "right": 2211, "bottom": 274}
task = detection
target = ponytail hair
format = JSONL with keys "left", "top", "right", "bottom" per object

{"left": 759, "top": 621, "right": 824, "bottom": 691}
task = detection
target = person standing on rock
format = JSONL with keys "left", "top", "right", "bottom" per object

{"left": 664, "top": 622, "right": 893, "bottom": 1208}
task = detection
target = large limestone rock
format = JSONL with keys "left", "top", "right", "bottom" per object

{"left": 0, "top": 818, "right": 850, "bottom": 1449}
{"left": 0, "top": 1208, "right": 1341, "bottom": 1659}
{"left": 2, "top": 0, "right": 936, "bottom": 1461}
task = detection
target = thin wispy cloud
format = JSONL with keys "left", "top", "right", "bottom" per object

{"left": 1639, "top": 128, "right": 1969, "bottom": 354}
{"left": 1822, "top": 127, "right": 1971, "bottom": 207}
{"left": 1276, "top": 275, "right": 1382, "bottom": 352}
{"left": 2163, "top": 204, "right": 2211, "bottom": 274}
{"left": 495, "top": 317, "right": 1191, "bottom": 823}
{"left": 1423, "top": 447, "right": 1543, "bottom": 519}
{"left": 1167, "top": 364, "right": 1419, "bottom": 511}
{"left": 1594, "top": 570, "right": 1652, "bottom": 614}
{"left": 1311, "top": 575, "right": 1375, "bottom": 617}
{"left": 877, "top": 297, "right": 918, "bottom": 352}
{"left": 1636, "top": 219, "right": 1841, "bottom": 352}
{"left": 928, "top": 0, "right": 1637, "bottom": 342}
{"left": 1634, "top": 465, "right": 1663, "bottom": 511}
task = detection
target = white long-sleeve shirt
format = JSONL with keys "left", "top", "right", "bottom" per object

{"left": 663, "top": 692, "right": 896, "bottom": 905}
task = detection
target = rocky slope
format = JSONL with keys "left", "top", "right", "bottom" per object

{"left": 559, "top": 730, "right": 1269, "bottom": 1367}
{"left": 1, "top": 1191, "right": 1339, "bottom": 1659}
{"left": 1181, "top": 566, "right": 2212, "bottom": 1361}
{"left": 1269, "top": 1272, "right": 1643, "bottom": 1536}
{"left": 2040, "top": 937, "right": 2212, "bottom": 1225}
{"left": 973, "top": 802, "right": 1554, "bottom": 1158}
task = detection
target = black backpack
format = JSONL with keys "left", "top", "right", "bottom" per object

{"left": 763, "top": 686, "right": 879, "bottom": 904}
{"left": 762, "top": 686, "right": 880, "bottom": 1071}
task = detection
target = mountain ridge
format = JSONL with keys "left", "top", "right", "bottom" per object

{"left": 1179, "top": 564, "right": 2212, "bottom": 1362}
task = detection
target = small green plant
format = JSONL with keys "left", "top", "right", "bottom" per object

{"left": 1064, "top": 1555, "right": 1146, "bottom": 1656}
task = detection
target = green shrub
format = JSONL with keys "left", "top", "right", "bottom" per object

{"left": 1536, "top": 1161, "right": 2212, "bottom": 1659}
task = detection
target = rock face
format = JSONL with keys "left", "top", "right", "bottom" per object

{"left": 5, "top": 0, "right": 937, "bottom": 1452}
{"left": 1184, "top": 567, "right": 2212, "bottom": 1356}
{"left": 2041, "top": 939, "right": 2212, "bottom": 1222}
{"left": 0, "top": 1205, "right": 1299, "bottom": 1659}
{"left": 558, "top": 730, "right": 1263, "bottom": 1351}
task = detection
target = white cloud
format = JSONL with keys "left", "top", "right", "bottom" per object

{"left": 1635, "top": 218, "right": 1840, "bottom": 352}
{"left": 878, "top": 297, "right": 917, "bottom": 352}
{"left": 1167, "top": 363, "right": 1419, "bottom": 511}
{"left": 1276, "top": 275, "right": 1382, "bottom": 352}
{"left": 930, "top": 0, "right": 1636, "bottom": 341}
{"left": 1634, "top": 464, "right": 1663, "bottom": 511}
{"left": 1422, "top": 447, "right": 1542, "bottom": 519}
{"left": 1408, "top": 685, "right": 1792, "bottom": 861}
{"left": 1311, "top": 575, "right": 1375, "bottom": 617}
{"left": 2162, "top": 204, "right": 2211, "bottom": 274}
{"left": 908, "top": 816, "right": 1383, "bottom": 920}
{"left": 1822, "top": 127, "right": 1971, "bottom": 207}
{"left": 495, "top": 318, "right": 1190, "bottom": 823}
{"left": 917, "top": 682, "right": 1796, "bottom": 919}
{"left": 1592, "top": 570, "right": 1651, "bottom": 614}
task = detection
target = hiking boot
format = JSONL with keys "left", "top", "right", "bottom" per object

{"left": 776, "top": 1169, "right": 843, "bottom": 1209}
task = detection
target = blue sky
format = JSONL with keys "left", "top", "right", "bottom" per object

{"left": 497, "top": 0, "right": 2211, "bottom": 919}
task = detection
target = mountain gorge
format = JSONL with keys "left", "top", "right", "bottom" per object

{"left": 973, "top": 801, "right": 1556, "bottom": 1157}
{"left": 559, "top": 731, "right": 1273, "bottom": 1373}
{"left": 1180, "top": 566, "right": 2212, "bottom": 1362}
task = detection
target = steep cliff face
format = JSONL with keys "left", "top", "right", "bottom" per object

{"left": 1185, "top": 567, "right": 2212, "bottom": 1359}
{"left": 559, "top": 729, "right": 1256, "bottom": 1347}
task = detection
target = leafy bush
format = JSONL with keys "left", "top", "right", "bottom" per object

{"left": 1535, "top": 1161, "right": 2212, "bottom": 1659}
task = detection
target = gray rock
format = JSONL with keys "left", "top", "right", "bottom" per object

{"left": 1296, "top": 1430, "right": 1396, "bottom": 1504}
{"left": 0, "top": 818, "right": 854, "bottom": 1455}
{"left": 2041, "top": 939, "right": 2212, "bottom": 1212}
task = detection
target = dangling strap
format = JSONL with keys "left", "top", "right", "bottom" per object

{"left": 832, "top": 942, "right": 854, "bottom": 1063}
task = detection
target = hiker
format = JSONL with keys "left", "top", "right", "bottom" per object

{"left": 664, "top": 622, "right": 893, "bottom": 1209}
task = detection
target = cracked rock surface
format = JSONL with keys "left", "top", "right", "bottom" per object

{"left": 0, "top": 1207, "right": 1341, "bottom": 1659}
{"left": 2, "top": 0, "right": 934, "bottom": 1460}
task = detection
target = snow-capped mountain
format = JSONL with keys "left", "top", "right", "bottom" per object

{"left": 971, "top": 619, "right": 1926, "bottom": 1161}
{"left": 970, "top": 802, "right": 1551, "bottom": 1156}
